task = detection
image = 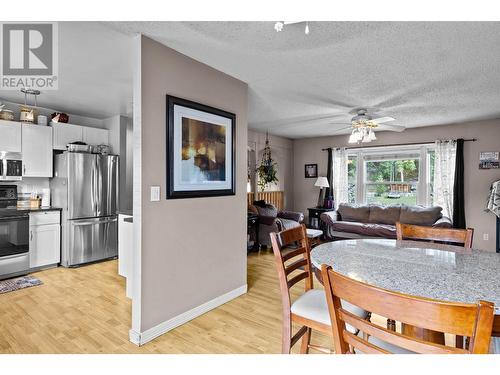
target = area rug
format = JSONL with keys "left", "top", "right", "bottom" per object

{"left": 0, "top": 275, "right": 43, "bottom": 294}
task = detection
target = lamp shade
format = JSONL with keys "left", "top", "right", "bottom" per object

{"left": 314, "top": 176, "right": 329, "bottom": 188}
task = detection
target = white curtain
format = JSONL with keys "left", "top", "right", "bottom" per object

{"left": 434, "top": 140, "right": 456, "bottom": 218}
{"left": 332, "top": 148, "right": 349, "bottom": 209}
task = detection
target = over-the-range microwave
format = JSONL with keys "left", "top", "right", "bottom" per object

{"left": 0, "top": 152, "right": 22, "bottom": 181}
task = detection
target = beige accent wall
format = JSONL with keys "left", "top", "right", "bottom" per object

{"left": 137, "top": 36, "right": 248, "bottom": 332}
{"left": 293, "top": 119, "right": 500, "bottom": 252}
{"left": 248, "top": 130, "right": 294, "bottom": 209}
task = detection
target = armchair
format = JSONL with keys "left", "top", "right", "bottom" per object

{"left": 249, "top": 201, "right": 304, "bottom": 248}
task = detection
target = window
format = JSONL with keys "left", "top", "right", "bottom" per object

{"left": 347, "top": 145, "right": 435, "bottom": 207}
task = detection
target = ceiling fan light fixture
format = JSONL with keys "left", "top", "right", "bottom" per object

{"left": 274, "top": 22, "right": 284, "bottom": 32}
{"left": 348, "top": 131, "right": 359, "bottom": 144}
{"left": 368, "top": 128, "right": 377, "bottom": 141}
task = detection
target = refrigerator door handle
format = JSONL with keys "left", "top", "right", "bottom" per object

{"left": 71, "top": 216, "right": 117, "bottom": 226}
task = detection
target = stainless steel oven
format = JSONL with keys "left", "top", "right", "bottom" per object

{"left": 0, "top": 152, "right": 23, "bottom": 181}
{"left": 0, "top": 213, "right": 29, "bottom": 279}
{"left": 0, "top": 185, "right": 29, "bottom": 279}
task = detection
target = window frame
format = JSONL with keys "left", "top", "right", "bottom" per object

{"left": 347, "top": 144, "right": 435, "bottom": 206}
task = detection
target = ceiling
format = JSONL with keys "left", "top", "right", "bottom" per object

{"left": 2, "top": 22, "right": 499, "bottom": 136}
{"left": 0, "top": 22, "right": 133, "bottom": 120}
{"left": 108, "top": 21, "right": 500, "bottom": 138}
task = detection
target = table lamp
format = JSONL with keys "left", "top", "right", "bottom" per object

{"left": 314, "top": 176, "right": 330, "bottom": 208}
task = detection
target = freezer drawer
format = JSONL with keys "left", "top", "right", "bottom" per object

{"left": 67, "top": 216, "right": 117, "bottom": 266}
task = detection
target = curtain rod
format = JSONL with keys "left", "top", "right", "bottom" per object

{"left": 321, "top": 138, "right": 477, "bottom": 151}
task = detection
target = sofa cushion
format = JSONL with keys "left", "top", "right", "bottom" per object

{"left": 368, "top": 205, "right": 402, "bottom": 225}
{"left": 255, "top": 204, "right": 278, "bottom": 218}
{"left": 399, "top": 205, "right": 442, "bottom": 226}
{"left": 331, "top": 221, "right": 397, "bottom": 238}
{"left": 338, "top": 204, "right": 370, "bottom": 223}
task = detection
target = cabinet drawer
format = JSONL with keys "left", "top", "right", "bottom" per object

{"left": 29, "top": 211, "right": 60, "bottom": 226}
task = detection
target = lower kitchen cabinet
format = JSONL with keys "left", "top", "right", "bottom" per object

{"left": 29, "top": 212, "right": 61, "bottom": 269}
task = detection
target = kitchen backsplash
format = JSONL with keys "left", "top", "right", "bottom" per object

{"left": 0, "top": 178, "right": 49, "bottom": 197}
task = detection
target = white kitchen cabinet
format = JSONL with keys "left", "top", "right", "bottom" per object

{"left": 0, "top": 120, "right": 22, "bottom": 152}
{"left": 82, "top": 127, "right": 109, "bottom": 146}
{"left": 52, "top": 122, "right": 83, "bottom": 150}
{"left": 22, "top": 124, "right": 53, "bottom": 177}
{"left": 29, "top": 212, "right": 60, "bottom": 269}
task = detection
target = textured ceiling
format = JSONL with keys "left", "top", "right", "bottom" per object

{"left": 0, "top": 22, "right": 133, "bottom": 120}
{"left": 108, "top": 21, "right": 500, "bottom": 138}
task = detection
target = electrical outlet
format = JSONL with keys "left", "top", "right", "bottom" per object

{"left": 150, "top": 186, "right": 160, "bottom": 202}
{"left": 483, "top": 233, "right": 489, "bottom": 241}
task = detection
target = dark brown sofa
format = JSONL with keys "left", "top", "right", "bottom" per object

{"left": 320, "top": 203, "right": 452, "bottom": 240}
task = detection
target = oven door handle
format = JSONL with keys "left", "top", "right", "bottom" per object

{"left": 0, "top": 215, "right": 29, "bottom": 222}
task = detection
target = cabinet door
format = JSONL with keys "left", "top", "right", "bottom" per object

{"left": 82, "top": 127, "right": 109, "bottom": 146}
{"left": 52, "top": 123, "right": 83, "bottom": 150}
{"left": 22, "top": 124, "right": 53, "bottom": 177}
{"left": 29, "top": 224, "right": 61, "bottom": 268}
{"left": 0, "top": 120, "right": 22, "bottom": 152}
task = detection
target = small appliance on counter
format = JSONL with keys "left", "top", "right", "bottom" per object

{"left": 41, "top": 188, "right": 51, "bottom": 208}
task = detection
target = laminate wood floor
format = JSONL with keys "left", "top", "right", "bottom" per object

{"left": 0, "top": 250, "right": 334, "bottom": 354}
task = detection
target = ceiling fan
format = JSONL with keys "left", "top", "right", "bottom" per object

{"left": 328, "top": 108, "right": 405, "bottom": 143}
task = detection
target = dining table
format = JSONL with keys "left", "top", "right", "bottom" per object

{"left": 310, "top": 238, "right": 500, "bottom": 353}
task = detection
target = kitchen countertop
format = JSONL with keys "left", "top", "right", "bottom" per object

{"left": 0, "top": 207, "right": 62, "bottom": 217}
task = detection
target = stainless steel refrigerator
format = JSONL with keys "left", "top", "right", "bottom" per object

{"left": 51, "top": 152, "right": 119, "bottom": 267}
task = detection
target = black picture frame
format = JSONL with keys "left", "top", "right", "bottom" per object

{"left": 166, "top": 95, "right": 236, "bottom": 199}
{"left": 304, "top": 163, "right": 318, "bottom": 178}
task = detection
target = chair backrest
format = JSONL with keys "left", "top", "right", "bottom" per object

{"left": 270, "top": 224, "right": 313, "bottom": 312}
{"left": 396, "top": 222, "right": 474, "bottom": 249}
{"left": 321, "top": 264, "right": 494, "bottom": 354}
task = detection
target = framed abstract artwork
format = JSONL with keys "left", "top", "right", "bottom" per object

{"left": 166, "top": 95, "right": 236, "bottom": 199}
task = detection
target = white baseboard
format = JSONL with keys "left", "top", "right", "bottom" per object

{"left": 129, "top": 284, "right": 247, "bottom": 346}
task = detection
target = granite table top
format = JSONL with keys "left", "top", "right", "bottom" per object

{"left": 311, "top": 239, "right": 500, "bottom": 314}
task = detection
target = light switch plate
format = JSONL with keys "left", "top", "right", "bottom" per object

{"left": 150, "top": 186, "right": 160, "bottom": 202}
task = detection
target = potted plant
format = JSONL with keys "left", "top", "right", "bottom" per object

{"left": 256, "top": 133, "right": 279, "bottom": 191}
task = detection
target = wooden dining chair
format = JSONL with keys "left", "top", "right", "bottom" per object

{"left": 270, "top": 224, "right": 369, "bottom": 354}
{"left": 396, "top": 222, "right": 474, "bottom": 249}
{"left": 321, "top": 264, "right": 494, "bottom": 354}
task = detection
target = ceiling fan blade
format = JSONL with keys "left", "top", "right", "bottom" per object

{"left": 330, "top": 125, "right": 353, "bottom": 134}
{"left": 378, "top": 123, "right": 406, "bottom": 132}
{"left": 372, "top": 116, "right": 395, "bottom": 124}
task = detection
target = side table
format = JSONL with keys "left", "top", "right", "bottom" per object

{"left": 307, "top": 207, "right": 334, "bottom": 233}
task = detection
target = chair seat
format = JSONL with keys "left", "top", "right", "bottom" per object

{"left": 291, "top": 289, "right": 368, "bottom": 333}
{"left": 355, "top": 334, "right": 415, "bottom": 354}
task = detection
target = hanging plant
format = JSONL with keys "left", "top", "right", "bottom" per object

{"left": 256, "top": 133, "right": 279, "bottom": 191}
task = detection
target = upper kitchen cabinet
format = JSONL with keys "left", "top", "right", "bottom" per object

{"left": 52, "top": 123, "right": 83, "bottom": 150}
{"left": 22, "top": 124, "right": 53, "bottom": 177}
{"left": 0, "top": 120, "right": 22, "bottom": 152}
{"left": 82, "top": 127, "right": 109, "bottom": 146}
